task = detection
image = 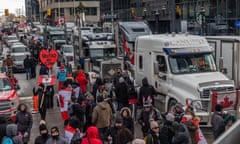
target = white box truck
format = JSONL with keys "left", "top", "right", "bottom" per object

{"left": 135, "top": 33, "right": 237, "bottom": 125}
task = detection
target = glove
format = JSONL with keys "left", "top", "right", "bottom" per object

{"left": 24, "top": 132, "right": 29, "bottom": 138}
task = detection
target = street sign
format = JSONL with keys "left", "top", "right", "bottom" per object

{"left": 234, "top": 21, "right": 240, "bottom": 27}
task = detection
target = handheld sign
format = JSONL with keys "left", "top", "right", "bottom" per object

{"left": 39, "top": 49, "right": 59, "bottom": 69}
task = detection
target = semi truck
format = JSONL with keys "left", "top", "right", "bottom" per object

{"left": 134, "top": 33, "right": 237, "bottom": 126}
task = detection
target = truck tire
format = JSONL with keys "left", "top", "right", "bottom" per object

{"left": 168, "top": 99, "right": 177, "bottom": 111}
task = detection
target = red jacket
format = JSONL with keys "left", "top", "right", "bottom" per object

{"left": 76, "top": 71, "right": 88, "bottom": 94}
{"left": 81, "top": 126, "right": 103, "bottom": 144}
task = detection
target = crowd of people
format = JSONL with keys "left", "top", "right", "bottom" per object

{"left": 0, "top": 61, "right": 238, "bottom": 144}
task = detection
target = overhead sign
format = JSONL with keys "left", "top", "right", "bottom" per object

{"left": 39, "top": 49, "right": 59, "bottom": 69}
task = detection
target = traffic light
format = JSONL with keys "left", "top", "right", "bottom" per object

{"left": 47, "top": 8, "right": 51, "bottom": 16}
{"left": 4, "top": 9, "right": 9, "bottom": 16}
{"left": 131, "top": 7, "right": 135, "bottom": 14}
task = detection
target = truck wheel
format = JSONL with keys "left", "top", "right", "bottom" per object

{"left": 168, "top": 99, "right": 177, "bottom": 111}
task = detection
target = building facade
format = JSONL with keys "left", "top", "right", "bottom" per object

{"left": 39, "top": 0, "right": 100, "bottom": 25}
{"left": 25, "top": 0, "right": 40, "bottom": 22}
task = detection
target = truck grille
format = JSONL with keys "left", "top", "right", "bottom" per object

{"left": 0, "top": 100, "right": 11, "bottom": 111}
{"left": 201, "top": 87, "right": 234, "bottom": 109}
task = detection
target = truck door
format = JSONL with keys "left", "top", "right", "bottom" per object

{"left": 154, "top": 55, "right": 169, "bottom": 95}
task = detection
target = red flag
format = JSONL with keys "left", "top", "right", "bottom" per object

{"left": 123, "top": 37, "right": 130, "bottom": 54}
{"left": 130, "top": 52, "right": 135, "bottom": 65}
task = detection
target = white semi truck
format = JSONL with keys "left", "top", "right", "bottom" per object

{"left": 134, "top": 33, "right": 237, "bottom": 126}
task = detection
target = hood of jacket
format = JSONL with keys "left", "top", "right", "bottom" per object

{"left": 120, "top": 107, "right": 132, "bottom": 117}
{"left": 17, "top": 103, "right": 28, "bottom": 112}
{"left": 142, "top": 77, "right": 149, "bottom": 86}
{"left": 98, "top": 101, "right": 108, "bottom": 110}
{"left": 87, "top": 126, "right": 100, "bottom": 139}
{"left": 6, "top": 124, "right": 18, "bottom": 137}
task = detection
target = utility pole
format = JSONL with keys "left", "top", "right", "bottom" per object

{"left": 111, "top": 0, "right": 114, "bottom": 34}
{"left": 171, "top": 0, "right": 176, "bottom": 32}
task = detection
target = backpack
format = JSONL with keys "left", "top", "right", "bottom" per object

{"left": 2, "top": 137, "right": 14, "bottom": 144}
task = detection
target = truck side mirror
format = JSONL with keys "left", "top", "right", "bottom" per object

{"left": 154, "top": 61, "right": 159, "bottom": 74}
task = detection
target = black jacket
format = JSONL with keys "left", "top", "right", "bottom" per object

{"left": 139, "top": 78, "right": 155, "bottom": 105}
{"left": 123, "top": 117, "right": 134, "bottom": 134}
{"left": 211, "top": 111, "right": 225, "bottom": 139}
{"left": 172, "top": 123, "right": 190, "bottom": 144}
{"left": 160, "top": 120, "right": 174, "bottom": 144}
{"left": 115, "top": 82, "right": 128, "bottom": 103}
{"left": 34, "top": 134, "right": 51, "bottom": 144}
{"left": 108, "top": 126, "right": 122, "bottom": 144}
{"left": 23, "top": 57, "right": 32, "bottom": 69}
{"left": 15, "top": 104, "right": 33, "bottom": 133}
{"left": 33, "top": 86, "right": 53, "bottom": 109}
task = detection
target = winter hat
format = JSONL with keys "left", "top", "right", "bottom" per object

{"left": 119, "top": 77, "right": 125, "bottom": 83}
{"left": 215, "top": 104, "right": 224, "bottom": 112}
{"left": 143, "top": 101, "right": 152, "bottom": 107}
{"left": 115, "top": 117, "right": 123, "bottom": 123}
{"left": 150, "top": 121, "right": 159, "bottom": 129}
{"left": 166, "top": 113, "right": 175, "bottom": 122}
{"left": 39, "top": 124, "right": 47, "bottom": 131}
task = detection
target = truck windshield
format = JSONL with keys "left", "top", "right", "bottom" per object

{"left": 169, "top": 53, "right": 217, "bottom": 74}
{"left": 89, "top": 48, "right": 115, "bottom": 58}
{"left": 0, "top": 78, "right": 12, "bottom": 91}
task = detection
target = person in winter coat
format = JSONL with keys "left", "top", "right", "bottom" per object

{"left": 120, "top": 107, "right": 134, "bottom": 134}
{"left": 145, "top": 121, "right": 162, "bottom": 144}
{"left": 46, "top": 126, "right": 68, "bottom": 144}
{"left": 81, "top": 126, "right": 103, "bottom": 144}
{"left": 76, "top": 71, "right": 88, "bottom": 94}
{"left": 139, "top": 77, "right": 156, "bottom": 107}
{"left": 23, "top": 55, "right": 32, "bottom": 80}
{"left": 15, "top": 103, "right": 33, "bottom": 144}
{"left": 138, "top": 101, "right": 163, "bottom": 137}
{"left": 6, "top": 124, "right": 23, "bottom": 144}
{"left": 172, "top": 103, "right": 184, "bottom": 123}
{"left": 57, "top": 64, "right": 67, "bottom": 91}
{"left": 113, "top": 67, "right": 122, "bottom": 87}
{"left": 30, "top": 56, "right": 38, "bottom": 78}
{"left": 107, "top": 118, "right": 124, "bottom": 144}
{"left": 0, "top": 115, "right": 7, "bottom": 142}
{"left": 92, "top": 97, "right": 112, "bottom": 141}
{"left": 34, "top": 121, "right": 51, "bottom": 144}
{"left": 171, "top": 122, "right": 190, "bottom": 144}
{"left": 160, "top": 113, "right": 175, "bottom": 144}
{"left": 116, "top": 128, "right": 134, "bottom": 144}
{"left": 92, "top": 77, "right": 103, "bottom": 99}
{"left": 211, "top": 104, "right": 225, "bottom": 139}
{"left": 115, "top": 77, "right": 129, "bottom": 110}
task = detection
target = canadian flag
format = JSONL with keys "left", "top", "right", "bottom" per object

{"left": 57, "top": 87, "right": 72, "bottom": 121}
{"left": 65, "top": 124, "right": 77, "bottom": 143}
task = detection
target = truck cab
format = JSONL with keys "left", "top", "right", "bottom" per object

{"left": 0, "top": 73, "right": 20, "bottom": 122}
{"left": 135, "top": 34, "right": 236, "bottom": 126}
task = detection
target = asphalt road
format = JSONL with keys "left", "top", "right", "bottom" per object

{"left": 15, "top": 69, "right": 214, "bottom": 144}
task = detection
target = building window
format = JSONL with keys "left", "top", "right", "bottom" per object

{"left": 139, "top": 55, "right": 143, "bottom": 69}
{"left": 85, "top": 7, "right": 97, "bottom": 16}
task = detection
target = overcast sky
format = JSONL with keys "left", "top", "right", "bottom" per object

{"left": 0, "top": 0, "right": 25, "bottom": 15}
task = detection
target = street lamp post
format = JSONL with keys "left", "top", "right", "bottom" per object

{"left": 200, "top": 6, "right": 206, "bottom": 36}
{"left": 155, "top": 10, "right": 159, "bottom": 34}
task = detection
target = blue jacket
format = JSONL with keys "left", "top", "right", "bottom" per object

{"left": 57, "top": 68, "right": 67, "bottom": 82}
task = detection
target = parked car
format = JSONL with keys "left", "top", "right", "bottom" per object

{"left": 6, "top": 35, "right": 19, "bottom": 47}
{"left": 0, "top": 73, "right": 20, "bottom": 122}
{"left": 11, "top": 54, "right": 26, "bottom": 72}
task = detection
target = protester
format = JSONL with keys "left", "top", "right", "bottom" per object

{"left": 172, "top": 103, "right": 184, "bottom": 123}
{"left": 46, "top": 85, "right": 55, "bottom": 109}
{"left": 181, "top": 107, "right": 200, "bottom": 144}
{"left": 57, "top": 64, "right": 67, "bottom": 91}
{"left": 0, "top": 115, "right": 7, "bottom": 142}
{"left": 34, "top": 120, "right": 51, "bottom": 144}
{"left": 115, "top": 77, "right": 129, "bottom": 110}
{"left": 171, "top": 122, "right": 190, "bottom": 144}
{"left": 81, "top": 126, "right": 103, "bottom": 144}
{"left": 120, "top": 107, "right": 134, "bottom": 134}
{"left": 5, "top": 54, "right": 13, "bottom": 68}
{"left": 65, "top": 117, "right": 81, "bottom": 144}
{"left": 57, "top": 82, "right": 73, "bottom": 126}
{"left": 30, "top": 55, "right": 38, "bottom": 78}
{"left": 108, "top": 118, "right": 124, "bottom": 144}
{"left": 4, "top": 123, "right": 23, "bottom": 144}
{"left": 92, "top": 96, "right": 112, "bottom": 141}
{"left": 71, "top": 80, "right": 82, "bottom": 99}
{"left": 23, "top": 55, "right": 32, "bottom": 80}
{"left": 139, "top": 77, "right": 156, "bottom": 106}
{"left": 224, "top": 114, "right": 237, "bottom": 130}
{"left": 39, "top": 63, "right": 48, "bottom": 75}
{"left": 144, "top": 120, "right": 162, "bottom": 144}
{"left": 160, "top": 113, "right": 175, "bottom": 144}
{"left": 138, "top": 101, "right": 163, "bottom": 137}
{"left": 92, "top": 77, "right": 103, "bottom": 99}
{"left": 33, "top": 83, "right": 49, "bottom": 120}
{"left": 113, "top": 67, "right": 122, "bottom": 87}
{"left": 211, "top": 104, "right": 225, "bottom": 139}
{"left": 15, "top": 103, "right": 33, "bottom": 144}
{"left": 76, "top": 70, "right": 88, "bottom": 94}
{"left": 46, "top": 126, "right": 68, "bottom": 144}
{"left": 116, "top": 128, "right": 134, "bottom": 144}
